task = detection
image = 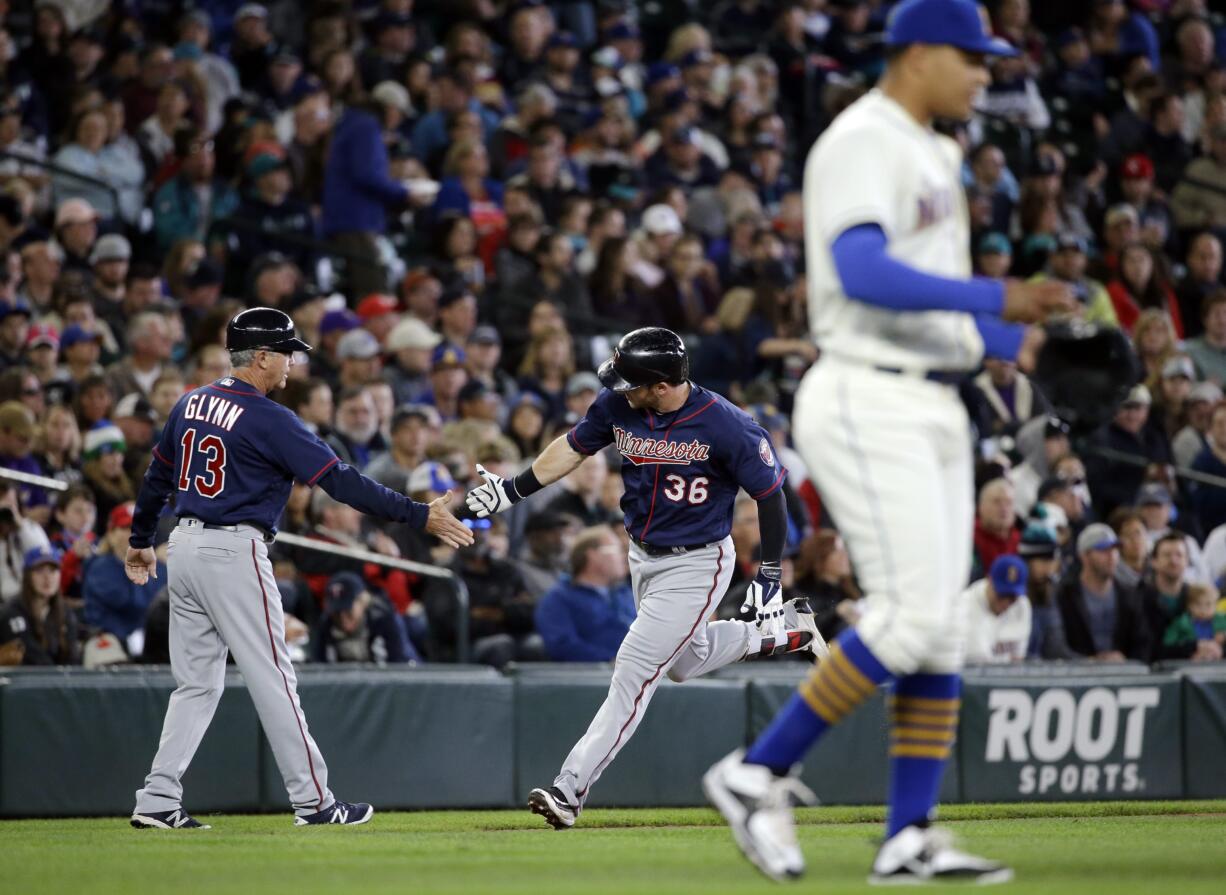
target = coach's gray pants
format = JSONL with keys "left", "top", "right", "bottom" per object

{"left": 555, "top": 536, "right": 746, "bottom": 806}
{"left": 135, "top": 521, "right": 334, "bottom": 814}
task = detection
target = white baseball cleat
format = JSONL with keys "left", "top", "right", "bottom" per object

{"left": 703, "top": 749, "right": 815, "bottom": 882}
{"left": 786, "top": 598, "right": 829, "bottom": 661}
{"left": 528, "top": 786, "right": 579, "bottom": 830}
{"left": 868, "top": 824, "right": 1013, "bottom": 885}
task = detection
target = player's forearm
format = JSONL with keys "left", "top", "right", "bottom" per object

{"left": 974, "top": 314, "right": 1027, "bottom": 361}
{"left": 318, "top": 463, "right": 429, "bottom": 528}
{"left": 129, "top": 456, "right": 176, "bottom": 549}
{"left": 832, "top": 224, "right": 1005, "bottom": 315}
{"left": 517, "top": 435, "right": 586, "bottom": 496}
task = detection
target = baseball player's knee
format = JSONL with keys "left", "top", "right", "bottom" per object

{"left": 666, "top": 660, "right": 693, "bottom": 683}
{"left": 861, "top": 613, "right": 948, "bottom": 676}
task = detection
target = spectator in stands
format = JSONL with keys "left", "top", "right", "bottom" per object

{"left": 971, "top": 357, "right": 1050, "bottom": 438}
{"left": 80, "top": 420, "right": 132, "bottom": 532}
{"left": 1184, "top": 288, "right": 1226, "bottom": 385}
{"left": 507, "top": 392, "right": 549, "bottom": 459}
{"left": 1139, "top": 531, "right": 1199, "bottom": 660}
{"left": 1011, "top": 416, "right": 1070, "bottom": 517}
{"left": 1170, "top": 122, "right": 1226, "bottom": 234}
{"left": 312, "top": 571, "right": 419, "bottom": 665}
{"left": 514, "top": 511, "right": 576, "bottom": 599}
{"left": 1190, "top": 401, "right": 1226, "bottom": 533}
{"left": 51, "top": 109, "right": 137, "bottom": 223}
{"left": 1112, "top": 509, "right": 1150, "bottom": 590}
{"left": 544, "top": 454, "right": 617, "bottom": 528}
{"left": 81, "top": 502, "right": 161, "bottom": 655}
{"left": 793, "top": 528, "right": 861, "bottom": 642}
{"left": 1173, "top": 381, "right": 1222, "bottom": 469}
{"left": 1132, "top": 308, "right": 1179, "bottom": 381}
{"left": 16, "top": 239, "right": 61, "bottom": 314}
{"left": 535, "top": 524, "right": 634, "bottom": 662}
{"left": 1162, "top": 582, "right": 1226, "bottom": 662}
{"left": 153, "top": 127, "right": 238, "bottom": 253}
{"left": 326, "top": 386, "right": 387, "bottom": 469}
{"left": 972, "top": 477, "right": 1019, "bottom": 580}
{"left": 1106, "top": 243, "right": 1182, "bottom": 336}
{"left": 517, "top": 326, "right": 575, "bottom": 424}
{"left": 105, "top": 312, "right": 172, "bottom": 399}
{"left": 1174, "top": 234, "right": 1222, "bottom": 339}
{"left": 963, "top": 555, "right": 1032, "bottom": 665}
{"left": 1150, "top": 354, "right": 1195, "bottom": 440}
{"left": 54, "top": 199, "right": 98, "bottom": 274}
{"left": 448, "top": 515, "right": 543, "bottom": 668}
{"left": 0, "top": 545, "right": 78, "bottom": 665}
{"left": 364, "top": 404, "right": 436, "bottom": 493}
{"left": 1056, "top": 523, "right": 1152, "bottom": 662}
{"left": 1136, "top": 481, "right": 1207, "bottom": 577}
{"left": 1085, "top": 384, "right": 1172, "bottom": 519}
{"left": 422, "top": 343, "right": 468, "bottom": 422}
{"left": 385, "top": 316, "right": 439, "bottom": 405}
{"left": 225, "top": 152, "right": 317, "bottom": 277}
{"left": 1032, "top": 233, "right": 1118, "bottom": 326}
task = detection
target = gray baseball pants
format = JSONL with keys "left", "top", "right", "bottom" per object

{"left": 554, "top": 535, "right": 750, "bottom": 806}
{"left": 135, "top": 519, "right": 333, "bottom": 814}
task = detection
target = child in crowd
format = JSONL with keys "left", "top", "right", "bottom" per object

{"left": 1164, "top": 584, "right": 1226, "bottom": 659}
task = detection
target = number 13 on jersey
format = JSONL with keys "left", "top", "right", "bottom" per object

{"left": 178, "top": 427, "right": 227, "bottom": 497}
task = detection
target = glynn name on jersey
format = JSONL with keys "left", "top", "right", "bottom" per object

{"left": 984, "top": 687, "right": 1161, "bottom": 797}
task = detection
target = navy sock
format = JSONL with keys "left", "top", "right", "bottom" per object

{"left": 744, "top": 629, "right": 893, "bottom": 774}
{"left": 886, "top": 672, "right": 961, "bottom": 838}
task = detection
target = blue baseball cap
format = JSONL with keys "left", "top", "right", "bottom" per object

{"left": 989, "top": 555, "right": 1028, "bottom": 598}
{"left": 407, "top": 461, "right": 456, "bottom": 495}
{"left": 885, "top": 0, "right": 1018, "bottom": 56}
{"left": 23, "top": 545, "right": 61, "bottom": 570}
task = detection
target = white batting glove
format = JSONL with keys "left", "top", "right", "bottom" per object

{"left": 465, "top": 463, "right": 517, "bottom": 518}
{"left": 741, "top": 561, "right": 785, "bottom": 636}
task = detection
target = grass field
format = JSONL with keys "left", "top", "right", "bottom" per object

{"left": 3, "top": 801, "right": 1224, "bottom": 894}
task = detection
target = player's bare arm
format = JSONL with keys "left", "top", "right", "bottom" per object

{"left": 1002, "top": 279, "right": 1077, "bottom": 324}
{"left": 466, "top": 434, "right": 585, "bottom": 518}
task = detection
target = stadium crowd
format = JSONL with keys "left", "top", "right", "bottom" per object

{"left": 0, "top": 0, "right": 1224, "bottom": 670}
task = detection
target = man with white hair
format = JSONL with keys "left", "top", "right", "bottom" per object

{"left": 105, "top": 311, "right": 173, "bottom": 399}
{"left": 972, "top": 477, "right": 1019, "bottom": 579}
{"left": 490, "top": 83, "right": 558, "bottom": 179}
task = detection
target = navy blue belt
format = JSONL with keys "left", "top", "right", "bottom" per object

{"left": 631, "top": 536, "right": 717, "bottom": 557}
{"left": 873, "top": 365, "right": 969, "bottom": 386}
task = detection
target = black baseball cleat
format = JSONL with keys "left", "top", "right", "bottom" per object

{"left": 131, "top": 808, "right": 211, "bottom": 830}
{"left": 293, "top": 799, "right": 374, "bottom": 826}
{"left": 868, "top": 824, "right": 1013, "bottom": 885}
{"left": 528, "top": 786, "right": 579, "bottom": 830}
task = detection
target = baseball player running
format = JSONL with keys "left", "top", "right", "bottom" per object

{"left": 703, "top": 0, "right": 1074, "bottom": 884}
{"left": 126, "top": 308, "right": 473, "bottom": 830}
{"left": 466, "top": 326, "right": 826, "bottom": 830}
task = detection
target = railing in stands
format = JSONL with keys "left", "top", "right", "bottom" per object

{"left": 0, "top": 465, "right": 470, "bottom": 662}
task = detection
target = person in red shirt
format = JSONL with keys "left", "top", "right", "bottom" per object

{"left": 973, "top": 477, "right": 1020, "bottom": 580}
{"left": 1107, "top": 242, "right": 1183, "bottom": 336}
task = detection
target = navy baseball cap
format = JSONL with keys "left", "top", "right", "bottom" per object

{"left": 989, "top": 555, "right": 1028, "bottom": 598}
{"left": 325, "top": 572, "right": 365, "bottom": 613}
{"left": 885, "top": 0, "right": 1018, "bottom": 56}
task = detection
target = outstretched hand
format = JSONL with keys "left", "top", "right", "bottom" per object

{"left": 465, "top": 464, "right": 516, "bottom": 518}
{"left": 124, "top": 546, "right": 158, "bottom": 585}
{"left": 425, "top": 492, "right": 476, "bottom": 549}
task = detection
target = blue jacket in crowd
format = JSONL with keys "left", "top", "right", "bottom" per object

{"left": 322, "top": 107, "right": 408, "bottom": 237}
{"left": 82, "top": 553, "right": 166, "bottom": 643}
{"left": 534, "top": 577, "right": 636, "bottom": 662}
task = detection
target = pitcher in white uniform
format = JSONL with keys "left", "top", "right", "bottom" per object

{"left": 703, "top": 0, "right": 1074, "bottom": 884}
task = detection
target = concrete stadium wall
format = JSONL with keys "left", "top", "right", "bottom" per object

{"left": 1, "top": 663, "right": 1223, "bottom": 817}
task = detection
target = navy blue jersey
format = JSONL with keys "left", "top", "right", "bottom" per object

{"left": 130, "top": 377, "right": 427, "bottom": 548}
{"left": 566, "top": 385, "right": 786, "bottom": 546}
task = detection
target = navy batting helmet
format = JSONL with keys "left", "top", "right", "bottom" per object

{"left": 597, "top": 327, "right": 689, "bottom": 392}
{"left": 226, "top": 307, "right": 311, "bottom": 353}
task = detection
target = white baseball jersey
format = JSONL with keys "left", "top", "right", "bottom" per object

{"left": 960, "top": 579, "right": 1032, "bottom": 664}
{"left": 803, "top": 89, "right": 984, "bottom": 371}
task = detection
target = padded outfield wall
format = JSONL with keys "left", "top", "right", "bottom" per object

{"left": 1, "top": 663, "right": 1222, "bottom": 816}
